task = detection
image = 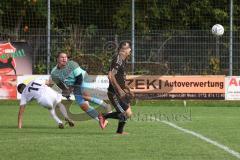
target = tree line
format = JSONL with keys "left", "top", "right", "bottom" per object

{"left": 0, "top": 0, "right": 239, "bottom": 33}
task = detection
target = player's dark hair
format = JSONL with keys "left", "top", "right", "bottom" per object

{"left": 118, "top": 40, "right": 132, "bottom": 52}
{"left": 56, "top": 52, "right": 70, "bottom": 59}
{"left": 17, "top": 83, "right": 26, "bottom": 94}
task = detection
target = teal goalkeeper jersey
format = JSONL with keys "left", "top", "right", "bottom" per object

{"left": 51, "top": 60, "right": 87, "bottom": 86}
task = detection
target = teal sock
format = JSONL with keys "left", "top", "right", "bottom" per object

{"left": 90, "top": 97, "right": 103, "bottom": 105}
{"left": 86, "top": 107, "right": 99, "bottom": 121}
{"left": 90, "top": 97, "right": 111, "bottom": 112}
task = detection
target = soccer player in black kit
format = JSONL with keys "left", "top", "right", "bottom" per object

{"left": 99, "top": 41, "right": 133, "bottom": 134}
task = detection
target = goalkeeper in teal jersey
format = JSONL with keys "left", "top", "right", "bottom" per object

{"left": 51, "top": 52, "right": 110, "bottom": 128}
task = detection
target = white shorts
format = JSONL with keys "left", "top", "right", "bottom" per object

{"left": 37, "top": 87, "right": 62, "bottom": 109}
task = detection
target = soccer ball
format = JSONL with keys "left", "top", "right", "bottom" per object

{"left": 211, "top": 24, "right": 224, "bottom": 36}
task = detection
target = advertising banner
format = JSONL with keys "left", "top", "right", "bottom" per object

{"left": 0, "top": 42, "right": 32, "bottom": 75}
{"left": 225, "top": 76, "right": 240, "bottom": 100}
{"left": 126, "top": 75, "right": 225, "bottom": 99}
{"left": 2, "top": 75, "right": 226, "bottom": 100}
{"left": 0, "top": 75, "right": 17, "bottom": 99}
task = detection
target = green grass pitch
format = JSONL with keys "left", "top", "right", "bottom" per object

{"left": 0, "top": 100, "right": 240, "bottom": 160}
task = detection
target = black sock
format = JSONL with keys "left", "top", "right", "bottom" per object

{"left": 116, "top": 121, "right": 126, "bottom": 133}
{"left": 103, "top": 112, "right": 119, "bottom": 119}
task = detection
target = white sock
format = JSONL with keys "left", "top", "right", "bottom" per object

{"left": 49, "top": 109, "right": 62, "bottom": 124}
{"left": 57, "top": 103, "right": 69, "bottom": 119}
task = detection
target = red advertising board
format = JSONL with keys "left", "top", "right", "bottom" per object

{"left": 0, "top": 75, "right": 17, "bottom": 99}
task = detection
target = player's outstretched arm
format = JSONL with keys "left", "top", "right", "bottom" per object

{"left": 18, "top": 105, "right": 25, "bottom": 129}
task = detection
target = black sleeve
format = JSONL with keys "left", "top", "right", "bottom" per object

{"left": 74, "top": 74, "right": 83, "bottom": 86}
{"left": 53, "top": 77, "right": 69, "bottom": 90}
{"left": 110, "top": 55, "right": 122, "bottom": 74}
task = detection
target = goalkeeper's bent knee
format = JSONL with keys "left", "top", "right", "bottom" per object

{"left": 126, "top": 110, "right": 133, "bottom": 118}
{"left": 118, "top": 113, "right": 128, "bottom": 122}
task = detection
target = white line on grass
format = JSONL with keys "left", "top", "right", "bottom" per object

{"left": 150, "top": 117, "right": 240, "bottom": 159}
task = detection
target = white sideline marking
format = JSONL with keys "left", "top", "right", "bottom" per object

{"left": 151, "top": 117, "right": 240, "bottom": 159}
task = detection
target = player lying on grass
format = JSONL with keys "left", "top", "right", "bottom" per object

{"left": 98, "top": 41, "right": 133, "bottom": 134}
{"left": 17, "top": 78, "right": 74, "bottom": 129}
{"left": 50, "top": 52, "right": 110, "bottom": 129}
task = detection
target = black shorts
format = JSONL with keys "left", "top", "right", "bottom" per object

{"left": 107, "top": 91, "right": 129, "bottom": 113}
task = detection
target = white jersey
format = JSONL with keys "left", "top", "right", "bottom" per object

{"left": 20, "top": 79, "right": 62, "bottom": 109}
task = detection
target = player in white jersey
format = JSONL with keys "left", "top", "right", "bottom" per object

{"left": 17, "top": 79, "right": 74, "bottom": 129}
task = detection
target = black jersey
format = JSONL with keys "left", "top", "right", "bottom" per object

{"left": 108, "top": 54, "right": 127, "bottom": 92}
